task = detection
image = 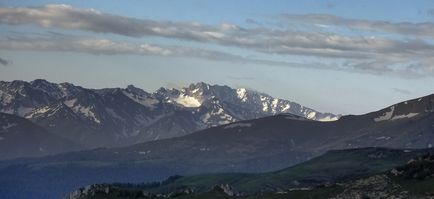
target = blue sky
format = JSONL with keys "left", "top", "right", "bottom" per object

{"left": 1, "top": 0, "right": 434, "bottom": 114}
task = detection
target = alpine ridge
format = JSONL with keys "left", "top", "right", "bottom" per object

{"left": 0, "top": 79, "right": 339, "bottom": 148}
{"left": 1, "top": 89, "right": 434, "bottom": 198}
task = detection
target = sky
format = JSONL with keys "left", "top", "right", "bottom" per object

{"left": 1, "top": 0, "right": 434, "bottom": 115}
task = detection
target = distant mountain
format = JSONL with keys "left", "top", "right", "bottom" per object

{"left": 0, "top": 112, "right": 81, "bottom": 160}
{"left": 1, "top": 93, "right": 434, "bottom": 198}
{"left": 0, "top": 79, "right": 338, "bottom": 147}
{"left": 68, "top": 148, "right": 434, "bottom": 199}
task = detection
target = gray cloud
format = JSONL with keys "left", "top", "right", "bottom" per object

{"left": 393, "top": 88, "right": 412, "bottom": 95}
{"left": 0, "top": 34, "right": 245, "bottom": 62}
{"left": 0, "top": 4, "right": 242, "bottom": 40}
{"left": 2, "top": 33, "right": 327, "bottom": 67}
{"left": 282, "top": 13, "right": 434, "bottom": 38}
{"left": 2, "top": 5, "right": 433, "bottom": 59}
{"left": 2, "top": 5, "right": 434, "bottom": 76}
{"left": 0, "top": 57, "right": 10, "bottom": 66}
{"left": 2, "top": 33, "right": 434, "bottom": 77}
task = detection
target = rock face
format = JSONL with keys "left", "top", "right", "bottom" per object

{"left": 333, "top": 154, "right": 434, "bottom": 199}
{"left": 67, "top": 184, "right": 112, "bottom": 199}
{"left": 333, "top": 175, "right": 407, "bottom": 199}
{"left": 391, "top": 153, "right": 434, "bottom": 180}
{"left": 0, "top": 79, "right": 338, "bottom": 147}
{"left": 212, "top": 184, "right": 238, "bottom": 197}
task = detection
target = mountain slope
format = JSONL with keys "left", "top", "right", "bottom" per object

{"left": 67, "top": 148, "right": 434, "bottom": 199}
{"left": 1, "top": 93, "right": 434, "bottom": 198}
{"left": 0, "top": 79, "right": 338, "bottom": 148}
{"left": 139, "top": 147, "right": 434, "bottom": 195}
{"left": 0, "top": 112, "right": 81, "bottom": 160}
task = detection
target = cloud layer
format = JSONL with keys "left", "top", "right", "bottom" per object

{"left": 0, "top": 34, "right": 242, "bottom": 61}
{"left": 2, "top": 4, "right": 434, "bottom": 76}
{"left": 282, "top": 13, "right": 434, "bottom": 38}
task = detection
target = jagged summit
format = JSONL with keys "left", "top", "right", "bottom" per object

{"left": 0, "top": 79, "right": 339, "bottom": 148}
{"left": 158, "top": 82, "right": 340, "bottom": 121}
{"left": 125, "top": 84, "right": 150, "bottom": 95}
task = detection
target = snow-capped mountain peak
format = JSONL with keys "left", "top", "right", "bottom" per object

{"left": 155, "top": 83, "right": 339, "bottom": 124}
{"left": 0, "top": 80, "right": 340, "bottom": 147}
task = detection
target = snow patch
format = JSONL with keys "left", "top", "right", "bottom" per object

{"left": 376, "top": 136, "right": 391, "bottom": 140}
{"left": 191, "top": 88, "right": 200, "bottom": 94}
{"left": 236, "top": 88, "right": 247, "bottom": 102}
{"left": 201, "top": 113, "right": 211, "bottom": 123}
{"left": 318, "top": 116, "right": 339, "bottom": 122}
{"left": 70, "top": 104, "right": 101, "bottom": 124}
{"left": 199, "top": 147, "right": 210, "bottom": 151}
{"left": 271, "top": 99, "right": 279, "bottom": 113}
{"left": 391, "top": 113, "right": 419, "bottom": 120}
{"left": 216, "top": 108, "right": 224, "bottom": 114}
{"left": 282, "top": 104, "right": 290, "bottom": 112}
{"left": 262, "top": 103, "right": 268, "bottom": 112}
{"left": 138, "top": 150, "right": 151, "bottom": 155}
{"left": 174, "top": 94, "right": 201, "bottom": 107}
{"left": 260, "top": 96, "right": 269, "bottom": 112}
{"left": 0, "top": 91, "right": 14, "bottom": 104}
{"left": 306, "top": 112, "right": 317, "bottom": 120}
{"left": 35, "top": 107, "right": 50, "bottom": 114}
{"left": 25, "top": 106, "right": 54, "bottom": 118}
{"left": 374, "top": 106, "right": 395, "bottom": 122}
{"left": 219, "top": 120, "right": 231, "bottom": 125}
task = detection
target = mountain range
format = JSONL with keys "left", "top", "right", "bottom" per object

{"left": 1, "top": 90, "right": 434, "bottom": 198}
{"left": 0, "top": 79, "right": 338, "bottom": 152}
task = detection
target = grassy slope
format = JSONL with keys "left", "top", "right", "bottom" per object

{"left": 75, "top": 148, "right": 434, "bottom": 199}
{"left": 148, "top": 148, "right": 431, "bottom": 194}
